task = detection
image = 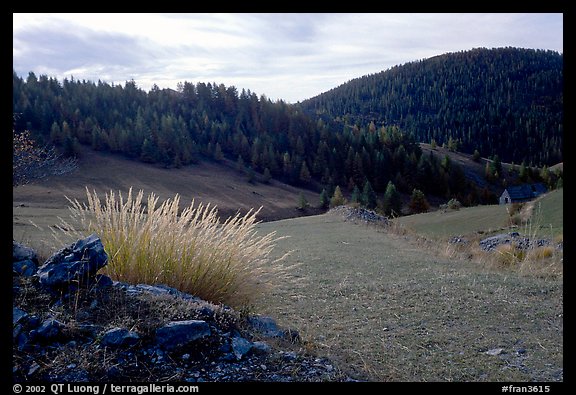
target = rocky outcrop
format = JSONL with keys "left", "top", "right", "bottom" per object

{"left": 479, "top": 232, "right": 563, "bottom": 252}
{"left": 13, "top": 237, "right": 352, "bottom": 382}
{"left": 329, "top": 206, "right": 389, "bottom": 227}
{"left": 36, "top": 233, "right": 109, "bottom": 290}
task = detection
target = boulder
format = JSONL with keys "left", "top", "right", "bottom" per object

{"left": 101, "top": 328, "right": 140, "bottom": 348}
{"left": 231, "top": 336, "right": 253, "bottom": 360}
{"left": 155, "top": 320, "right": 211, "bottom": 351}
{"left": 247, "top": 315, "right": 299, "bottom": 341}
{"left": 31, "top": 319, "right": 65, "bottom": 342}
{"left": 37, "top": 234, "right": 108, "bottom": 289}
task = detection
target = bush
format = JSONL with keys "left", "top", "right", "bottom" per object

{"left": 495, "top": 244, "right": 525, "bottom": 266}
{"left": 447, "top": 198, "right": 462, "bottom": 210}
{"left": 63, "top": 187, "right": 288, "bottom": 309}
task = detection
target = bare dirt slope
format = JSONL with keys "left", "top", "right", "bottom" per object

{"left": 13, "top": 149, "right": 321, "bottom": 249}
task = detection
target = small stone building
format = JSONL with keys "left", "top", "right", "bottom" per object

{"left": 499, "top": 183, "right": 547, "bottom": 205}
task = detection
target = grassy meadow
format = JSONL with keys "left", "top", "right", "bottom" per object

{"left": 13, "top": 177, "right": 563, "bottom": 381}
{"left": 394, "top": 188, "right": 563, "bottom": 240}
{"left": 255, "top": 212, "right": 563, "bottom": 381}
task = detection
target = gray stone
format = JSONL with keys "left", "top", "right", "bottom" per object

{"left": 231, "top": 336, "right": 253, "bottom": 360}
{"left": 155, "top": 320, "right": 211, "bottom": 351}
{"left": 485, "top": 348, "right": 505, "bottom": 356}
{"left": 27, "top": 362, "right": 41, "bottom": 376}
{"left": 37, "top": 233, "right": 108, "bottom": 289}
{"left": 101, "top": 328, "right": 140, "bottom": 348}
{"left": 13, "top": 259, "right": 38, "bottom": 276}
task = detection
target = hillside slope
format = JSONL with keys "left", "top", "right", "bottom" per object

{"left": 394, "top": 188, "right": 563, "bottom": 239}
{"left": 301, "top": 47, "right": 563, "bottom": 166}
{"left": 13, "top": 149, "right": 322, "bottom": 249}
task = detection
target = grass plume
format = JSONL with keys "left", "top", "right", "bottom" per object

{"left": 63, "top": 187, "right": 290, "bottom": 309}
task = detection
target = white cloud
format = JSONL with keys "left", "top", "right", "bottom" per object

{"left": 13, "top": 13, "right": 563, "bottom": 103}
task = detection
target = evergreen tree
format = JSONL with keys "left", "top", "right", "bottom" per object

{"left": 473, "top": 149, "right": 481, "bottom": 162}
{"left": 213, "top": 142, "right": 224, "bottom": 161}
{"left": 361, "top": 180, "right": 377, "bottom": 209}
{"left": 383, "top": 181, "right": 402, "bottom": 216}
{"left": 351, "top": 185, "right": 361, "bottom": 204}
{"left": 409, "top": 189, "right": 430, "bottom": 214}
{"left": 319, "top": 188, "right": 330, "bottom": 209}
{"left": 330, "top": 185, "right": 347, "bottom": 208}
{"left": 299, "top": 161, "right": 311, "bottom": 184}
{"left": 236, "top": 154, "right": 245, "bottom": 173}
{"left": 262, "top": 167, "right": 272, "bottom": 184}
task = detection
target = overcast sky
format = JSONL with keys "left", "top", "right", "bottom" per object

{"left": 13, "top": 13, "right": 563, "bottom": 103}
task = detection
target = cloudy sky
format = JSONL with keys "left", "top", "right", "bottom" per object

{"left": 13, "top": 13, "right": 563, "bottom": 103}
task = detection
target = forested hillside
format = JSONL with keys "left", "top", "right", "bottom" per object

{"left": 13, "top": 71, "right": 486, "bottom": 206}
{"left": 300, "top": 47, "right": 563, "bottom": 166}
{"left": 13, "top": 47, "right": 562, "bottom": 210}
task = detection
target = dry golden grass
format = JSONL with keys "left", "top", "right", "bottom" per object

{"left": 58, "top": 187, "right": 292, "bottom": 309}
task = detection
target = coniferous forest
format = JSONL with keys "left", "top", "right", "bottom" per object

{"left": 13, "top": 47, "right": 562, "bottom": 208}
{"left": 301, "top": 47, "right": 563, "bottom": 166}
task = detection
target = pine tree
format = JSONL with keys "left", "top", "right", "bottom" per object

{"left": 319, "top": 188, "right": 330, "bottom": 209}
{"left": 409, "top": 189, "right": 430, "bottom": 214}
{"left": 213, "top": 142, "right": 224, "bottom": 161}
{"left": 473, "top": 149, "right": 481, "bottom": 162}
{"left": 330, "top": 185, "right": 347, "bottom": 208}
{"left": 383, "top": 181, "right": 401, "bottom": 216}
{"left": 236, "top": 154, "right": 245, "bottom": 173}
{"left": 263, "top": 167, "right": 272, "bottom": 184}
{"left": 351, "top": 185, "right": 361, "bottom": 204}
{"left": 299, "top": 161, "right": 311, "bottom": 184}
{"left": 361, "top": 180, "right": 377, "bottom": 209}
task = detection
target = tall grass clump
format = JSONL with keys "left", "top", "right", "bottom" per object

{"left": 64, "top": 187, "right": 290, "bottom": 309}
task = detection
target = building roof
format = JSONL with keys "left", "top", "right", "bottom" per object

{"left": 505, "top": 183, "right": 547, "bottom": 201}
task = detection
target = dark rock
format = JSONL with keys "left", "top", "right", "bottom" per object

{"left": 28, "top": 315, "right": 41, "bottom": 329}
{"left": 13, "top": 259, "right": 38, "bottom": 276}
{"left": 247, "top": 315, "right": 299, "bottom": 342}
{"left": 13, "top": 307, "right": 28, "bottom": 325}
{"left": 77, "top": 324, "right": 104, "bottom": 338}
{"left": 155, "top": 320, "right": 211, "bottom": 351}
{"left": 13, "top": 241, "right": 38, "bottom": 263}
{"left": 50, "top": 369, "right": 90, "bottom": 382}
{"left": 251, "top": 341, "right": 272, "bottom": 355}
{"left": 32, "top": 319, "right": 65, "bottom": 342}
{"left": 231, "top": 336, "right": 253, "bottom": 360}
{"left": 13, "top": 324, "right": 23, "bottom": 340}
{"left": 37, "top": 233, "right": 108, "bottom": 289}
{"left": 15, "top": 332, "right": 30, "bottom": 351}
{"left": 247, "top": 315, "right": 284, "bottom": 338}
{"left": 101, "top": 328, "right": 140, "bottom": 348}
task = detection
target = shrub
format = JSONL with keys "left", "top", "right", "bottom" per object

{"left": 63, "top": 187, "right": 289, "bottom": 309}
{"left": 495, "top": 244, "right": 525, "bottom": 266}
{"left": 447, "top": 198, "right": 462, "bottom": 210}
{"left": 527, "top": 246, "right": 555, "bottom": 260}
